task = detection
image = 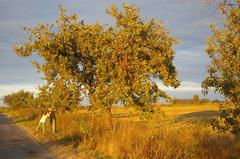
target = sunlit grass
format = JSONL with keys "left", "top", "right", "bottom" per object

{"left": 3, "top": 103, "right": 240, "bottom": 159}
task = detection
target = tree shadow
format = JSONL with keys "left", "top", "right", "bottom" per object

{"left": 41, "top": 135, "right": 93, "bottom": 159}
{"left": 175, "top": 110, "right": 220, "bottom": 124}
{"left": 42, "top": 134, "right": 83, "bottom": 149}
{"left": 14, "top": 115, "right": 36, "bottom": 123}
{"left": 58, "top": 135, "right": 82, "bottom": 148}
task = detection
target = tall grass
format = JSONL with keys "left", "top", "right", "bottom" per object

{"left": 5, "top": 107, "right": 40, "bottom": 122}
{"left": 54, "top": 110, "right": 240, "bottom": 159}
{"left": 4, "top": 107, "right": 240, "bottom": 159}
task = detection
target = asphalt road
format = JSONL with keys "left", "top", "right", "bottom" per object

{"left": 0, "top": 113, "right": 55, "bottom": 159}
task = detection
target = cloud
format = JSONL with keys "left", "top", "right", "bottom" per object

{"left": 157, "top": 80, "right": 224, "bottom": 100}
{"left": 173, "top": 50, "right": 210, "bottom": 82}
{"left": 157, "top": 79, "right": 221, "bottom": 100}
{"left": 157, "top": 81, "right": 201, "bottom": 91}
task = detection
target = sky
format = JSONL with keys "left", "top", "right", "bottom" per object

{"left": 0, "top": 0, "right": 224, "bottom": 105}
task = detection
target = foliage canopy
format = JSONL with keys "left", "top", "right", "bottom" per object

{"left": 202, "top": 0, "right": 240, "bottom": 134}
{"left": 3, "top": 90, "right": 35, "bottom": 108}
{"left": 15, "top": 3, "right": 180, "bottom": 110}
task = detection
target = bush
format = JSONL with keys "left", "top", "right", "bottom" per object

{"left": 212, "top": 102, "right": 240, "bottom": 135}
{"left": 3, "top": 90, "right": 36, "bottom": 109}
{"left": 193, "top": 95, "right": 200, "bottom": 104}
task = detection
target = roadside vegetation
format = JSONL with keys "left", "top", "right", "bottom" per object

{"left": 1, "top": 102, "right": 240, "bottom": 159}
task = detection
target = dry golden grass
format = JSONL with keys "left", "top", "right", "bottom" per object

{"left": 2, "top": 103, "right": 240, "bottom": 159}
{"left": 161, "top": 104, "right": 219, "bottom": 116}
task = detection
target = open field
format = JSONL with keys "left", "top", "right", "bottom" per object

{"left": 1, "top": 103, "right": 240, "bottom": 159}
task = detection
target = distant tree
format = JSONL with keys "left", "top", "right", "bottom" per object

{"left": 212, "top": 99, "right": 221, "bottom": 103}
{"left": 193, "top": 95, "right": 200, "bottom": 104}
{"left": 200, "top": 98, "right": 210, "bottom": 104}
{"left": 3, "top": 90, "right": 35, "bottom": 108}
{"left": 172, "top": 98, "right": 179, "bottom": 104}
{"left": 202, "top": 0, "right": 240, "bottom": 134}
{"left": 172, "top": 98, "right": 195, "bottom": 104}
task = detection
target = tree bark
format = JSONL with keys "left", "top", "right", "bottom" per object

{"left": 88, "top": 93, "right": 113, "bottom": 130}
{"left": 89, "top": 94, "right": 101, "bottom": 110}
{"left": 104, "top": 106, "right": 112, "bottom": 130}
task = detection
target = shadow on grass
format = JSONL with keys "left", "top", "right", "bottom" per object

{"left": 43, "top": 133, "right": 83, "bottom": 148}
{"left": 176, "top": 110, "right": 220, "bottom": 123}
{"left": 197, "top": 134, "right": 240, "bottom": 159}
{"left": 14, "top": 116, "right": 37, "bottom": 123}
{"left": 41, "top": 135, "right": 101, "bottom": 158}
{"left": 59, "top": 134, "right": 83, "bottom": 148}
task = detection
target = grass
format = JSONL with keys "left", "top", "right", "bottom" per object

{"left": 2, "top": 103, "right": 240, "bottom": 159}
{"left": 0, "top": 106, "right": 7, "bottom": 112}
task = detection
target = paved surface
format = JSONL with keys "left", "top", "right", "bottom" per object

{"left": 0, "top": 113, "right": 55, "bottom": 159}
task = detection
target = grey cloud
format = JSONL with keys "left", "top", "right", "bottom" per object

{"left": 0, "top": 47, "right": 42, "bottom": 84}
{"left": 0, "top": 0, "right": 59, "bottom": 21}
{"left": 174, "top": 50, "right": 210, "bottom": 83}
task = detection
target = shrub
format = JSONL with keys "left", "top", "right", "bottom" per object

{"left": 193, "top": 95, "right": 200, "bottom": 104}
{"left": 3, "top": 90, "right": 36, "bottom": 109}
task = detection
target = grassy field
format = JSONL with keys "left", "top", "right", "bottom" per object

{"left": 1, "top": 103, "right": 240, "bottom": 159}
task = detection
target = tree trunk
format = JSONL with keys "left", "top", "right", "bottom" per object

{"left": 104, "top": 106, "right": 112, "bottom": 130}
{"left": 88, "top": 93, "right": 113, "bottom": 130}
{"left": 89, "top": 94, "right": 101, "bottom": 110}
